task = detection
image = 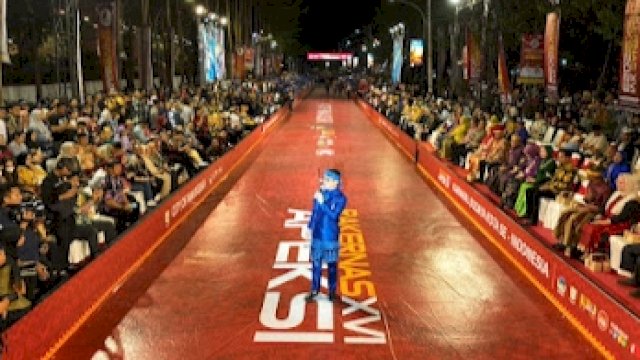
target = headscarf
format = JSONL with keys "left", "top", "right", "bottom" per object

{"left": 523, "top": 143, "right": 541, "bottom": 178}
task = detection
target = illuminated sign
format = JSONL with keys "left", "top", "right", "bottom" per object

{"left": 307, "top": 52, "right": 353, "bottom": 61}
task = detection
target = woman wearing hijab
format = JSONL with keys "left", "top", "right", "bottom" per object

{"left": 439, "top": 115, "right": 470, "bottom": 160}
{"left": 514, "top": 145, "right": 556, "bottom": 217}
{"left": 501, "top": 143, "right": 540, "bottom": 210}
{"left": 488, "top": 134, "right": 524, "bottom": 194}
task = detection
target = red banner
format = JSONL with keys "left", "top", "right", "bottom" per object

{"left": 498, "top": 34, "right": 512, "bottom": 104}
{"left": 462, "top": 45, "right": 469, "bottom": 81}
{"left": 96, "top": 1, "right": 119, "bottom": 93}
{"left": 544, "top": 12, "right": 561, "bottom": 101}
{"left": 465, "top": 28, "right": 481, "bottom": 84}
{"left": 620, "top": 0, "right": 640, "bottom": 106}
{"left": 517, "top": 34, "right": 544, "bottom": 85}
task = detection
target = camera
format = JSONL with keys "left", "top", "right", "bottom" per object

{"left": 20, "top": 200, "right": 46, "bottom": 219}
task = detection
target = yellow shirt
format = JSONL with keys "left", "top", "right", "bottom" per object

{"left": 17, "top": 165, "right": 47, "bottom": 187}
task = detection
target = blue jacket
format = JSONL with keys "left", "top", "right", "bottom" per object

{"left": 308, "top": 188, "right": 347, "bottom": 251}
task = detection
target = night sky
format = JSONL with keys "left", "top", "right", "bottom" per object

{"left": 299, "top": 0, "right": 380, "bottom": 51}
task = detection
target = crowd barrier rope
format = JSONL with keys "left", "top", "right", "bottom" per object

{"left": 2, "top": 85, "right": 312, "bottom": 360}
{"left": 357, "top": 99, "right": 640, "bottom": 360}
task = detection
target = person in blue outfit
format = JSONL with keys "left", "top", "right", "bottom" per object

{"left": 305, "top": 169, "right": 347, "bottom": 302}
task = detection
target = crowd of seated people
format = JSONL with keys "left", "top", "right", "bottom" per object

{"left": 363, "top": 82, "right": 640, "bottom": 299}
{"left": 0, "top": 73, "right": 308, "bottom": 330}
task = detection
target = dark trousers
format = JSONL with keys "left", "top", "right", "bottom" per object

{"left": 526, "top": 188, "right": 556, "bottom": 224}
{"left": 53, "top": 218, "right": 99, "bottom": 270}
{"left": 621, "top": 244, "right": 640, "bottom": 283}
{"left": 311, "top": 259, "right": 337, "bottom": 295}
{"left": 92, "top": 218, "right": 118, "bottom": 244}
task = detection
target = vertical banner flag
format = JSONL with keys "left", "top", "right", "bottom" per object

{"left": 76, "top": 10, "right": 85, "bottom": 104}
{"left": 498, "top": 34, "right": 511, "bottom": 104}
{"left": 233, "top": 47, "right": 245, "bottom": 79}
{"left": 197, "top": 22, "right": 206, "bottom": 85}
{"left": 620, "top": 0, "right": 640, "bottom": 106}
{"left": 391, "top": 33, "right": 403, "bottom": 84}
{"left": 462, "top": 45, "right": 469, "bottom": 81}
{"left": 517, "top": 34, "right": 544, "bottom": 85}
{"left": 466, "top": 28, "right": 481, "bottom": 84}
{"left": 97, "top": 1, "right": 119, "bottom": 92}
{"left": 0, "top": 0, "right": 9, "bottom": 64}
{"left": 544, "top": 11, "right": 561, "bottom": 101}
{"left": 409, "top": 39, "right": 424, "bottom": 67}
{"left": 215, "top": 26, "right": 226, "bottom": 80}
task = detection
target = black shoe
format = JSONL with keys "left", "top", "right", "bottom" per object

{"left": 552, "top": 243, "right": 566, "bottom": 251}
{"left": 328, "top": 292, "right": 337, "bottom": 302}
{"left": 618, "top": 278, "right": 639, "bottom": 287}
{"left": 305, "top": 292, "right": 318, "bottom": 302}
{"left": 569, "top": 248, "right": 584, "bottom": 260}
{"left": 631, "top": 289, "right": 640, "bottom": 298}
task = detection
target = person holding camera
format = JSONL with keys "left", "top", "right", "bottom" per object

{"left": 41, "top": 157, "right": 99, "bottom": 274}
{"left": 0, "top": 185, "right": 49, "bottom": 301}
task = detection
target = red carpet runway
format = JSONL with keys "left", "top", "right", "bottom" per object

{"left": 55, "top": 96, "right": 599, "bottom": 359}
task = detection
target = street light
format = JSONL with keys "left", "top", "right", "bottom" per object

{"left": 220, "top": 16, "right": 228, "bottom": 26}
{"left": 195, "top": 4, "right": 207, "bottom": 16}
{"left": 389, "top": 0, "right": 432, "bottom": 94}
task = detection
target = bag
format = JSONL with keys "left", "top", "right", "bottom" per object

{"left": 584, "top": 253, "right": 610, "bottom": 272}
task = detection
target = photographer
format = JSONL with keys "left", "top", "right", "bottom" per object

{"left": 0, "top": 185, "right": 48, "bottom": 301}
{"left": 41, "top": 158, "right": 99, "bottom": 274}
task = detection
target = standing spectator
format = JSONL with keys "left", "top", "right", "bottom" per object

{"left": 41, "top": 158, "right": 99, "bottom": 274}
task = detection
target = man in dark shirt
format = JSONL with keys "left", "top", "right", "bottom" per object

{"left": 41, "top": 158, "right": 99, "bottom": 273}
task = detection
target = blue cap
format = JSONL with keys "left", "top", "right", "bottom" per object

{"left": 324, "top": 169, "right": 341, "bottom": 182}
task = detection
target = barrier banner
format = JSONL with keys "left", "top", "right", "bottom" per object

{"left": 620, "top": 0, "right": 640, "bottom": 107}
{"left": 357, "top": 99, "right": 640, "bottom": 360}
{"left": 544, "top": 12, "right": 561, "bottom": 102}
{"left": 517, "top": 34, "right": 544, "bottom": 85}
{"left": 498, "top": 34, "right": 512, "bottom": 105}
{"left": 96, "top": 1, "right": 119, "bottom": 93}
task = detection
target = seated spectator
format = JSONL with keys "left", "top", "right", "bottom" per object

{"left": 76, "top": 184, "right": 117, "bottom": 245}
{"left": 77, "top": 133, "right": 97, "bottom": 174}
{"left": 487, "top": 134, "right": 523, "bottom": 194}
{"left": 578, "top": 173, "right": 640, "bottom": 254}
{"left": 451, "top": 117, "right": 486, "bottom": 167}
{"left": 514, "top": 120, "right": 529, "bottom": 144}
{"left": 439, "top": 115, "right": 470, "bottom": 160}
{"left": 125, "top": 151, "right": 158, "bottom": 207}
{"left": 618, "top": 223, "right": 640, "bottom": 297}
{"left": 28, "top": 109, "right": 53, "bottom": 149}
{"left": 101, "top": 161, "right": 140, "bottom": 234}
{"left": 139, "top": 143, "right": 172, "bottom": 200}
{"left": 519, "top": 149, "right": 576, "bottom": 225}
{"left": 581, "top": 125, "right": 608, "bottom": 156}
{"left": 467, "top": 126, "right": 507, "bottom": 183}
{"left": 501, "top": 143, "right": 540, "bottom": 210}
{"left": 17, "top": 149, "right": 47, "bottom": 194}
{"left": 529, "top": 112, "right": 548, "bottom": 142}
{"left": 8, "top": 132, "right": 27, "bottom": 158}
{"left": 552, "top": 166, "right": 611, "bottom": 257}
{"left": 606, "top": 151, "right": 631, "bottom": 191}
{"left": 0, "top": 238, "right": 31, "bottom": 331}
